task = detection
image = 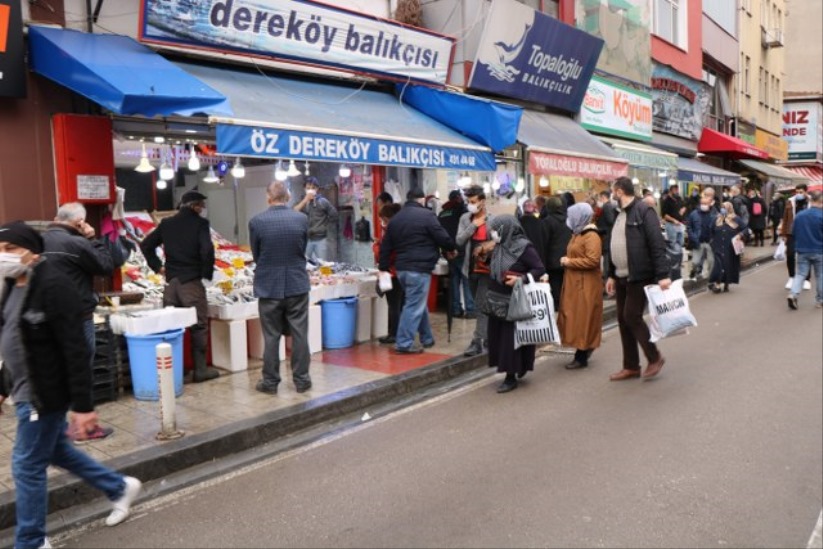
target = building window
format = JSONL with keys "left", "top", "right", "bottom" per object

{"left": 744, "top": 55, "right": 751, "bottom": 95}
{"left": 653, "top": 0, "right": 687, "bottom": 48}
{"left": 758, "top": 68, "right": 764, "bottom": 104}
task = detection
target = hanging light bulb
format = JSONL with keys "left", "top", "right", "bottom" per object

{"left": 274, "top": 160, "right": 288, "bottom": 181}
{"left": 515, "top": 177, "right": 525, "bottom": 193}
{"left": 188, "top": 145, "right": 201, "bottom": 171}
{"left": 631, "top": 177, "right": 640, "bottom": 185}
{"left": 156, "top": 179, "right": 168, "bottom": 190}
{"left": 491, "top": 180, "right": 501, "bottom": 191}
{"left": 204, "top": 165, "right": 219, "bottom": 183}
{"left": 304, "top": 161, "right": 311, "bottom": 176}
{"left": 539, "top": 176, "right": 549, "bottom": 188}
{"left": 287, "top": 159, "right": 301, "bottom": 177}
{"left": 668, "top": 178, "right": 677, "bottom": 187}
{"left": 482, "top": 182, "right": 492, "bottom": 194}
{"left": 458, "top": 172, "right": 472, "bottom": 187}
{"left": 231, "top": 157, "right": 245, "bottom": 179}
{"left": 135, "top": 143, "right": 155, "bottom": 173}
{"left": 338, "top": 164, "right": 351, "bottom": 178}
{"left": 158, "top": 150, "right": 174, "bottom": 181}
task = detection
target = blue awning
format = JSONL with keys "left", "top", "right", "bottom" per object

{"left": 677, "top": 157, "right": 741, "bottom": 187}
{"left": 28, "top": 26, "right": 232, "bottom": 117}
{"left": 178, "top": 62, "right": 496, "bottom": 172}
{"left": 397, "top": 84, "right": 523, "bottom": 153}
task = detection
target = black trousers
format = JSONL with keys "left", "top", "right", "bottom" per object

{"left": 164, "top": 278, "right": 208, "bottom": 354}
{"left": 614, "top": 277, "right": 661, "bottom": 371}
{"left": 385, "top": 276, "right": 404, "bottom": 338}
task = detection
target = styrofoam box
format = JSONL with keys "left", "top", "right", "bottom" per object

{"left": 246, "top": 317, "right": 286, "bottom": 360}
{"left": 210, "top": 318, "right": 248, "bottom": 372}
{"left": 110, "top": 307, "right": 197, "bottom": 336}
{"left": 309, "top": 304, "right": 322, "bottom": 354}
{"left": 356, "top": 297, "right": 373, "bottom": 343}
{"left": 208, "top": 300, "right": 258, "bottom": 320}
{"left": 357, "top": 276, "right": 378, "bottom": 299}
{"left": 371, "top": 297, "right": 388, "bottom": 339}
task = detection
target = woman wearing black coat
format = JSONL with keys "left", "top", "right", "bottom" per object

{"left": 709, "top": 201, "right": 748, "bottom": 293}
{"left": 769, "top": 194, "right": 786, "bottom": 245}
{"left": 541, "top": 197, "right": 572, "bottom": 311}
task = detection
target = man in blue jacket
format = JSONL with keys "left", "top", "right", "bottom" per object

{"left": 379, "top": 188, "right": 456, "bottom": 354}
{"left": 686, "top": 195, "right": 717, "bottom": 280}
{"left": 787, "top": 190, "right": 823, "bottom": 310}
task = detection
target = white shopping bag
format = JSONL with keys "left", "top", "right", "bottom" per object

{"left": 514, "top": 274, "right": 560, "bottom": 349}
{"left": 644, "top": 279, "right": 698, "bottom": 343}
{"left": 378, "top": 271, "right": 393, "bottom": 292}
{"left": 773, "top": 239, "right": 787, "bottom": 261}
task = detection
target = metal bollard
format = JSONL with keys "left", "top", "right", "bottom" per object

{"left": 155, "top": 342, "right": 184, "bottom": 441}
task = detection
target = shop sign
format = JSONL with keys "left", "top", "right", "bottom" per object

{"left": 677, "top": 169, "right": 739, "bottom": 187}
{"left": 580, "top": 76, "right": 652, "bottom": 141}
{"left": 737, "top": 119, "right": 756, "bottom": 145}
{"left": 754, "top": 129, "right": 789, "bottom": 161}
{"left": 528, "top": 151, "right": 628, "bottom": 179}
{"left": 610, "top": 146, "right": 677, "bottom": 171}
{"left": 469, "top": 0, "right": 603, "bottom": 112}
{"left": 783, "top": 102, "right": 823, "bottom": 162}
{"left": 651, "top": 64, "right": 711, "bottom": 142}
{"left": 139, "top": 0, "right": 454, "bottom": 86}
{"left": 216, "top": 124, "right": 496, "bottom": 171}
{"left": 0, "top": 0, "right": 25, "bottom": 98}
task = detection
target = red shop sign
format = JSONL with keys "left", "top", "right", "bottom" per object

{"left": 529, "top": 151, "right": 628, "bottom": 180}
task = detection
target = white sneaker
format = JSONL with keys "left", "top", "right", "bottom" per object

{"left": 785, "top": 278, "right": 793, "bottom": 290}
{"left": 803, "top": 280, "right": 812, "bottom": 290}
{"left": 38, "top": 537, "right": 52, "bottom": 548}
{"left": 106, "top": 476, "right": 142, "bottom": 526}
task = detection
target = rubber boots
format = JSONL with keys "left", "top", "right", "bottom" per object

{"left": 192, "top": 348, "right": 219, "bottom": 382}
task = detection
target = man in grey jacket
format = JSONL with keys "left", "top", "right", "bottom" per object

{"left": 456, "top": 185, "right": 494, "bottom": 357}
{"left": 294, "top": 177, "right": 338, "bottom": 262}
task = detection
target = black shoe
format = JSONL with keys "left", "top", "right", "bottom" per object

{"left": 464, "top": 311, "right": 478, "bottom": 320}
{"left": 516, "top": 370, "right": 528, "bottom": 379}
{"left": 395, "top": 346, "right": 424, "bottom": 354}
{"left": 788, "top": 295, "right": 798, "bottom": 310}
{"left": 378, "top": 336, "right": 396, "bottom": 344}
{"left": 708, "top": 283, "right": 722, "bottom": 294}
{"left": 463, "top": 339, "right": 483, "bottom": 357}
{"left": 496, "top": 378, "right": 518, "bottom": 393}
{"left": 295, "top": 381, "right": 312, "bottom": 393}
{"left": 564, "top": 361, "right": 588, "bottom": 370}
{"left": 723, "top": 284, "right": 729, "bottom": 293}
{"left": 193, "top": 367, "right": 220, "bottom": 382}
{"left": 255, "top": 380, "right": 278, "bottom": 394}
{"left": 422, "top": 340, "right": 436, "bottom": 349}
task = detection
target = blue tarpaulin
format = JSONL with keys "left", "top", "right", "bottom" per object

{"left": 27, "top": 26, "right": 232, "bottom": 117}
{"left": 398, "top": 84, "right": 523, "bottom": 152}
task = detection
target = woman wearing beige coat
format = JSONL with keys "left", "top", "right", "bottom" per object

{"left": 557, "top": 203, "right": 603, "bottom": 369}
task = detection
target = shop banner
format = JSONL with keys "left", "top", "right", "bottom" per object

{"left": 609, "top": 145, "right": 677, "bottom": 171}
{"left": 580, "top": 76, "right": 652, "bottom": 141}
{"left": 737, "top": 119, "right": 756, "bottom": 145}
{"left": 469, "top": 0, "right": 603, "bottom": 112}
{"left": 783, "top": 102, "right": 823, "bottom": 162}
{"left": 216, "top": 124, "right": 496, "bottom": 171}
{"left": 677, "top": 169, "right": 739, "bottom": 187}
{"left": 0, "top": 0, "right": 25, "bottom": 98}
{"left": 755, "top": 129, "right": 789, "bottom": 161}
{"left": 575, "top": 0, "right": 651, "bottom": 86}
{"left": 651, "top": 64, "right": 711, "bottom": 142}
{"left": 139, "top": 0, "right": 454, "bottom": 86}
{"left": 528, "top": 151, "right": 628, "bottom": 180}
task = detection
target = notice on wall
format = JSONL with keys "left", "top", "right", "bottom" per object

{"left": 77, "top": 175, "right": 111, "bottom": 201}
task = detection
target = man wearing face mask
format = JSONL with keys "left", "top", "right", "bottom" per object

{"left": 140, "top": 190, "right": 219, "bottom": 383}
{"left": 0, "top": 221, "right": 142, "bottom": 549}
{"left": 456, "top": 185, "right": 495, "bottom": 357}
{"left": 605, "top": 176, "right": 671, "bottom": 381}
{"left": 686, "top": 196, "right": 717, "bottom": 280}
{"left": 379, "top": 187, "right": 456, "bottom": 354}
{"left": 780, "top": 183, "right": 813, "bottom": 291}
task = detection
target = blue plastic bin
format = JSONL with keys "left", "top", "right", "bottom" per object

{"left": 321, "top": 297, "right": 358, "bottom": 349}
{"left": 124, "top": 329, "right": 185, "bottom": 401}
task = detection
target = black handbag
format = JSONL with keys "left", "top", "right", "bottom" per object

{"left": 476, "top": 284, "right": 511, "bottom": 319}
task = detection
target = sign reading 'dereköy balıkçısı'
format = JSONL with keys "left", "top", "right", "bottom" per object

{"left": 216, "top": 125, "right": 497, "bottom": 172}
{"left": 469, "top": 0, "right": 603, "bottom": 113}
{"left": 139, "top": 0, "right": 454, "bottom": 86}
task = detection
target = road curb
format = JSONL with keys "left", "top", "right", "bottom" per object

{"left": 0, "top": 251, "right": 777, "bottom": 534}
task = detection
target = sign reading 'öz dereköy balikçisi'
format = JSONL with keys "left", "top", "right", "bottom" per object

{"left": 139, "top": 0, "right": 455, "bottom": 85}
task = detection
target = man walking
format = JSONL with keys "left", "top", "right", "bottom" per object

{"left": 294, "top": 177, "right": 338, "bottom": 262}
{"left": 781, "top": 183, "right": 812, "bottom": 290}
{"left": 250, "top": 181, "right": 313, "bottom": 394}
{"left": 438, "top": 190, "right": 473, "bottom": 318}
{"left": 605, "top": 177, "right": 671, "bottom": 381}
{"left": 456, "top": 185, "right": 494, "bottom": 356}
{"left": 379, "top": 187, "right": 456, "bottom": 354}
{"left": 140, "top": 191, "right": 219, "bottom": 383}
{"left": 787, "top": 191, "right": 823, "bottom": 310}
{"left": 661, "top": 184, "right": 686, "bottom": 280}
{"left": 686, "top": 196, "right": 717, "bottom": 280}
{"left": 0, "top": 221, "right": 141, "bottom": 549}
{"left": 42, "top": 202, "right": 120, "bottom": 444}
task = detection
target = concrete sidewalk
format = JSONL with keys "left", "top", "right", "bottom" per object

{"left": 0, "top": 245, "right": 781, "bottom": 534}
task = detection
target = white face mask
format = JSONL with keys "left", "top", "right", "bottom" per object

{"left": 0, "top": 252, "right": 28, "bottom": 279}
{"left": 199, "top": 208, "right": 208, "bottom": 219}
{"left": 467, "top": 203, "right": 481, "bottom": 215}
{"left": 490, "top": 230, "right": 502, "bottom": 243}
{"left": 700, "top": 205, "right": 710, "bottom": 212}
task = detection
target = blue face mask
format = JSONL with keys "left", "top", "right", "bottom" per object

{"left": 720, "top": 208, "right": 727, "bottom": 215}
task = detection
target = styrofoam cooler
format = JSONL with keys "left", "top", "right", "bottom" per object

{"left": 356, "top": 297, "right": 373, "bottom": 343}
{"left": 372, "top": 296, "right": 389, "bottom": 339}
{"left": 246, "top": 317, "right": 286, "bottom": 359}
{"left": 309, "top": 305, "right": 322, "bottom": 354}
{"left": 210, "top": 319, "right": 248, "bottom": 372}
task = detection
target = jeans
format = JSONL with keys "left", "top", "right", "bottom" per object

{"left": 791, "top": 253, "right": 823, "bottom": 303}
{"left": 449, "top": 259, "right": 474, "bottom": 315}
{"left": 13, "top": 402, "right": 125, "bottom": 549}
{"left": 258, "top": 294, "right": 311, "bottom": 387}
{"left": 306, "top": 238, "right": 328, "bottom": 262}
{"left": 396, "top": 271, "right": 434, "bottom": 350}
{"left": 665, "top": 222, "right": 684, "bottom": 256}
{"left": 691, "top": 243, "right": 714, "bottom": 278}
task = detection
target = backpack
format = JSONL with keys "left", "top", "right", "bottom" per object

{"left": 752, "top": 201, "right": 762, "bottom": 216}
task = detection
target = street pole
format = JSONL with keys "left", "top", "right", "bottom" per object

{"left": 155, "top": 342, "right": 184, "bottom": 441}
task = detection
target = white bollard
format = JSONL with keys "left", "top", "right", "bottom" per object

{"left": 155, "top": 342, "right": 184, "bottom": 441}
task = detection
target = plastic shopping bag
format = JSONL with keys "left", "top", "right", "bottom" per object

{"left": 514, "top": 274, "right": 560, "bottom": 349}
{"left": 644, "top": 279, "right": 698, "bottom": 343}
{"left": 506, "top": 278, "right": 534, "bottom": 322}
{"left": 773, "top": 239, "right": 787, "bottom": 261}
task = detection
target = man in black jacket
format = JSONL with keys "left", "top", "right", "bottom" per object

{"left": 140, "top": 191, "right": 219, "bottom": 382}
{"left": 0, "top": 221, "right": 141, "bottom": 549}
{"left": 438, "top": 190, "right": 472, "bottom": 318}
{"left": 42, "top": 202, "right": 119, "bottom": 443}
{"left": 605, "top": 177, "right": 671, "bottom": 382}
{"left": 379, "top": 188, "right": 456, "bottom": 354}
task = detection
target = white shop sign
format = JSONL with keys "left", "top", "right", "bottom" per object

{"left": 580, "top": 75, "right": 653, "bottom": 141}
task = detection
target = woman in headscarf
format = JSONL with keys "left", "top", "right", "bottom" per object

{"left": 557, "top": 203, "right": 603, "bottom": 369}
{"left": 708, "top": 201, "right": 747, "bottom": 293}
{"left": 481, "top": 215, "right": 546, "bottom": 393}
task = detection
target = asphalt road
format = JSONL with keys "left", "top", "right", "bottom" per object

{"left": 57, "top": 262, "right": 823, "bottom": 548}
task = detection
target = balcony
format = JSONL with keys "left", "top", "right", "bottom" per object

{"left": 761, "top": 28, "right": 784, "bottom": 49}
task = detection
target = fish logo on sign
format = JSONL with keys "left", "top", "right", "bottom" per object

{"left": 478, "top": 8, "right": 535, "bottom": 84}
